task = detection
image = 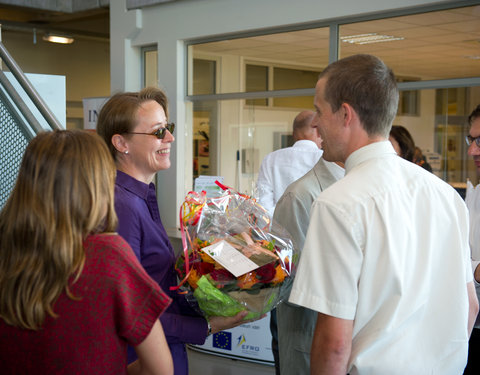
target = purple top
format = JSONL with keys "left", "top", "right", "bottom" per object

{"left": 115, "top": 170, "right": 207, "bottom": 375}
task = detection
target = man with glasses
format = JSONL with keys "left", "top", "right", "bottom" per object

{"left": 463, "top": 104, "right": 480, "bottom": 375}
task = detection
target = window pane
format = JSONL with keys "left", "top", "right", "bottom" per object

{"left": 398, "top": 90, "right": 419, "bottom": 116}
{"left": 189, "top": 97, "right": 319, "bottom": 194}
{"left": 393, "top": 86, "right": 480, "bottom": 195}
{"left": 188, "top": 86, "right": 480, "bottom": 196}
{"left": 339, "top": 5, "right": 480, "bottom": 80}
{"left": 273, "top": 67, "right": 320, "bottom": 90}
{"left": 189, "top": 28, "right": 329, "bottom": 94}
{"left": 193, "top": 59, "right": 216, "bottom": 95}
{"left": 246, "top": 64, "right": 268, "bottom": 106}
{"left": 143, "top": 49, "right": 157, "bottom": 88}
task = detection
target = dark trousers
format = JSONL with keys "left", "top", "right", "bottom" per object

{"left": 464, "top": 327, "right": 480, "bottom": 374}
{"left": 270, "top": 308, "right": 280, "bottom": 375}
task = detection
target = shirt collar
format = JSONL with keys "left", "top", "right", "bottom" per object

{"left": 292, "top": 139, "right": 319, "bottom": 149}
{"left": 116, "top": 170, "right": 154, "bottom": 200}
{"left": 344, "top": 141, "right": 396, "bottom": 174}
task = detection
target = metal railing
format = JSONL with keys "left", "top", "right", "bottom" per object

{"left": 0, "top": 41, "right": 62, "bottom": 208}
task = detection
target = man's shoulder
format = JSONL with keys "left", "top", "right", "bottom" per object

{"left": 320, "top": 157, "right": 462, "bottom": 207}
{"left": 278, "top": 159, "right": 340, "bottom": 206}
{"left": 283, "top": 167, "right": 320, "bottom": 198}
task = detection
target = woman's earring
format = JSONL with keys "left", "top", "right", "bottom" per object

{"left": 124, "top": 150, "right": 129, "bottom": 154}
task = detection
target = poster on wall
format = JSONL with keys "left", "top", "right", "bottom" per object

{"left": 82, "top": 97, "right": 108, "bottom": 130}
{"left": 189, "top": 313, "right": 274, "bottom": 365}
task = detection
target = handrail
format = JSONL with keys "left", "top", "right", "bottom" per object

{"left": 0, "top": 69, "right": 44, "bottom": 138}
{"left": 0, "top": 41, "right": 62, "bottom": 130}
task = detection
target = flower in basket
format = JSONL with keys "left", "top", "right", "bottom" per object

{"left": 173, "top": 182, "right": 296, "bottom": 320}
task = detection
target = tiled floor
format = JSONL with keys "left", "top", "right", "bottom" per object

{"left": 187, "top": 347, "right": 275, "bottom": 375}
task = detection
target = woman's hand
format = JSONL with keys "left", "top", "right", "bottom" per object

{"left": 208, "top": 311, "right": 266, "bottom": 334}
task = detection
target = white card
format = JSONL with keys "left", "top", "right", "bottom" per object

{"left": 202, "top": 240, "right": 260, "bottom": 277}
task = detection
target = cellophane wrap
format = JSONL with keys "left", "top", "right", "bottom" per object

{"left": 174, "top": 185, "right": 296, "bottom": 320}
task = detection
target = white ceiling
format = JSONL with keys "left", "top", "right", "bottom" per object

{"left": 194, "top": 5, "right": 480, "bottom": 81}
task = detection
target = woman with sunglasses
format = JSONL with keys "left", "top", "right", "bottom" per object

{"left": 97, "top": 87, "right": 248, "bottom": 375}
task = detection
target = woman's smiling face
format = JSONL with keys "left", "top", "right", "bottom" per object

{"left": 125, "top": 100, "right": 175, "bottom": 183}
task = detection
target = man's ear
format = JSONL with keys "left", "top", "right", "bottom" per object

{"left": 111, "top": 134, "right": 128, "bottom": 154}
{"left": 340, "top": 102, "right": 357, "bottom": 127}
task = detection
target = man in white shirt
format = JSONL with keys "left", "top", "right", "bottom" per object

{"left": 463, "top": 103, "right": 480, "bottom": 375}
{"left": 289, "top": 54, "right": 478, "bottom": 375}
{"left": 257, "top": 110, "right": 323, "bottom": 217}
{"left": 256, "top": 110, "right": 322, "bottom": 374}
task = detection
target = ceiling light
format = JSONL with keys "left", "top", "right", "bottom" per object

{"left": 341, "top": 33, "right": 405, "bottom": 45}
{"left": 42, "top": 33, "right": 74, "bottom": 44}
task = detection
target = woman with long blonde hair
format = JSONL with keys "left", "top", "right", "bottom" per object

{"left": 0, "top": 129, "right": 173, "bottom": 375}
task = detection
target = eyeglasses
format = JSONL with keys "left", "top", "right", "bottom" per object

{"left": 466, "top": 134, "right": 480, "bottom": 148}
{"left": 126, "top": 123, "right": 175, "bottom": 140}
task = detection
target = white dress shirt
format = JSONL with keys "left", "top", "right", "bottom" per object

{"left": 256, "top": 140, "right": 323, "bottom": 217}
{"left": 290, "top": 141, "right": 472, "bottom": 375}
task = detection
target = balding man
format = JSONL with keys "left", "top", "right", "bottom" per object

{"left": 257, "top": 110, "right": 323, "bottom": 217}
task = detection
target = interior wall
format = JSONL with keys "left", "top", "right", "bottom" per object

{"left": 1, "top": 31, "right": 110, "bottom": 129}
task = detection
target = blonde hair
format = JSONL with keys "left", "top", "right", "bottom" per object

{"left": 0, "top": 130, "right": 118, "bottom": 330}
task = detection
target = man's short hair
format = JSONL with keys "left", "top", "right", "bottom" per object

{"left": 319, "top": 54, "right": 399, "bottom": 138}
{"left": 468, "top": 104, "right": 480, "bottom": 125}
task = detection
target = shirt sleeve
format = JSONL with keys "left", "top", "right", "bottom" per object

{"left": 106, "top": 236, "right": 172, "bottom": 347}
{"left": 257, "top": 158, "right": 275, "bottom": 217}
{"left": 288, "top": 199, "right": 363, "bottom": 320}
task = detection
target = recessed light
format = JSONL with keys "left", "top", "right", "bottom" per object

{"left": 341, "top": 33, "right": 405, "bottom": 45}
{"left": 43, "top": 33, "right": 74, "bottom": 44}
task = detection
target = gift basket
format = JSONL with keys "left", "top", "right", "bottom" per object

{"left": 173, "top": 182, "right": 296, "bottom": 320}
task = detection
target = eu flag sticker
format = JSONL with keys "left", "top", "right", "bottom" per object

{"left": 212, "top": 331, "right": 232, "bottom": 350}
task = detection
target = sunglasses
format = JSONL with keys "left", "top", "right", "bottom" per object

{"left": 126, "top": 123, "right": 175, "bottom": 140}
{"left": 466, "top": 134, "right": 480, "bottom": 148}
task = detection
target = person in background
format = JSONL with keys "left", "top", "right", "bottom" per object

{"left": 413, "top": 146, "right": 433, "bottom": 172}
{"left": 257, "top": 110, "right": 323, "bottom": 217}
{"left": 289, "top": 54, "right": 478, "bottom": 374}
{"left": 274, "top": 154, "right": 344, "bottom": 374}
{"left": 390, "top": 125, "right": 433, "bottom": 172}
{"left": 463, "top": 103, "right": 480, "bottom": 375}
{"left": 0, "top": 130, "right": 173, "bottom": 375}
{"left": 256, "top": 110, "right": 323, "bottom": 374}
{"left": 389, "top": 124, "right": 415, "bottom": 161}
{"left": 97, "top": 87, "right": 250, "bottom": 375}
